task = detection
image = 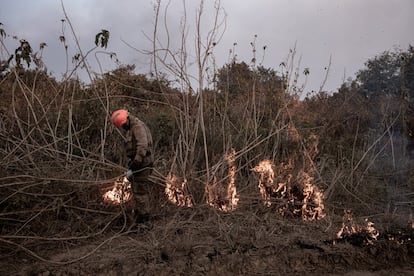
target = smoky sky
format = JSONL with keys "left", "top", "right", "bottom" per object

{"left": 1, "top": 0, "right": 413, "bottom": 94}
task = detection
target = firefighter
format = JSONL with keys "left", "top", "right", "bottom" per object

{"left": 110, "top": 109, "right": 154, "bottom": 222}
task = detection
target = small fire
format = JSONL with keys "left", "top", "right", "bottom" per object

{"left": 336, "top": 209, "right": 379, "bottom": 244}
{"left": 165, "top": 174, "right": 193, "bottom": 207}
{"left": 251, "top": 158, "right": 326, "bottom": 221}
{"left": 206, "top": 148, "right": 239, "bottom": 212}
{"left": 300, "top": 171, "right": 326, "bottom": 221}
{"left": 252, "top": 160, "right": 296, "bottom": 210}
{"left": 225, "top": 149, "right": 239, "bottom": 211}
{"left": 336, "top": 209, "right": 357, "bottom": 238}
{"left": 251, "top": 160, "right": 276, "bottom": 207}
{"left": 102, "top": 176, "right": 133, "bottom": 205}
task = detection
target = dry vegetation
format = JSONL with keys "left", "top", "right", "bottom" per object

{"left": 1, "top": 1, "right": 414, "bottom": 275}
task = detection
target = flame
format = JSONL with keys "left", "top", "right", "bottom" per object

{"left": 336, "top": 209, "right": 357, "bottom": 238}
{"left": 251, "top": 159, "right": 326, "bottom": 220}
{"left": 298, "top": 133, "right": 326, "bottom": 220}
{"left": 365, "top": 220, "right": 379, "bottom": 241}
{"left": 165, "top": 174, "right": 193, "bottom": 207}
{"left": 206, "top": 148, "right": 239, "bottom": 212}
{"left": 225, "top": 149, "right": 239, "bottom": 211}
{"left": 102, "top": 176, "right": 132, "bottom": 205}
{"left": 252, "top": 159, "right": 296, "bottom": 214}
{"left": 336, "top": 209, "right": 379, "bottom": 244}
{"left": 300, "top": 171, "right": 326, "bottom": 221}
{"left": 251, "top": 130, "right": 326, "bottom": 221}
{"left": 251, "top": 160, "right": 275, "bottom": 207}
{"left": 251, "top": 159, "right": 294, "bottom": 209}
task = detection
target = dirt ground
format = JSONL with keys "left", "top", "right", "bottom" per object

{"left": 1, "top": 202, "right": 414, "bottom": 276}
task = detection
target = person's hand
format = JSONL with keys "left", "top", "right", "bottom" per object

{"left": 126, "top": 169, "right": 133, "bottom": 181}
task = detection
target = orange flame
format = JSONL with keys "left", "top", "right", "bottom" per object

{"left": 251, "top": 160, "right": 276, "bottom": 207}
{"left": 300, "top": 171, "right": 326, "bottom": 221}
{"left": 252, "top": 159, "right": 298, "bottom": 216}
{"left": 336, "top": 209, "right": 379, "bottom": 244}
{"left": 225, "top": 149, "right": 239, "bottom": 211}
{"left": 206, "top": 148, "right": 239, "bottom": 212}
{"left": 252, "top": 158, "right": 326, "bottom": 221}
{"left": 165, "top": 174, "right": 193, "bottom": 207}
{"left": 102, "top": 176, "right": 132, "bottom": 205}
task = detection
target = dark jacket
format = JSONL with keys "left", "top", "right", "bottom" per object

{"left": 125, "top": 115, "right": 154, "bottom": 168}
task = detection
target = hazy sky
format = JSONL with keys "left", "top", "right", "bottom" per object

{"left": 1, "top": 0, "right": 413, "bottom": 94}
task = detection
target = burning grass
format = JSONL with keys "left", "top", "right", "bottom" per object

{"left": 165, "top": 174, "right": 193, "bottom": 207}
{"left": 163, "top": 137, "right": 326, "bottom": 220}
{"left": 251, "top": 159, "right": 326, "bottom": 221}
{"left": 102, "top": 176, "right": 133, "bottom": 205}
{"left": 326, "top": 209, "right": 414, "bottom": 251}
{"left": 250, "top": 131, "right": 326, "bottom": 221}
{"left": 205, "top": 149, "right": 239, "bottom": 212}
{"left": 334, "top": 209, "right": 379, "bottom": 245}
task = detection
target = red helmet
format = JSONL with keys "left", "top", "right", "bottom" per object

{"left": 111, "top": 109, "right": 128, "bottom": 128}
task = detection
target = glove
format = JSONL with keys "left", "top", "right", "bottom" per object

{"left": 126, "top": 169, "right": 133, "bottom": 181}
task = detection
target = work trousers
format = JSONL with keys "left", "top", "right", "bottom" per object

{"left": 129, "top": 164, "right": 153, "bottom": 216}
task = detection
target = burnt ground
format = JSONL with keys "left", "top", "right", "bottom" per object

{"left": 1, "top": 202, "right": 414, "bottom": 276}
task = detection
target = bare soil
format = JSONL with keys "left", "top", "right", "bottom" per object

{"left": 1, "top": 203, "right": 414, "bottom": 276}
